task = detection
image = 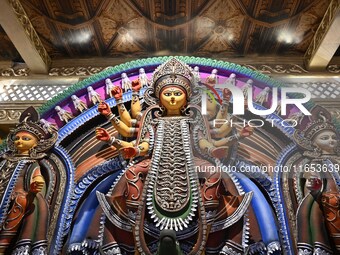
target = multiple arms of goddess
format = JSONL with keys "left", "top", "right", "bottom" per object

{"left": 96, "top": 79, "right": 149, "bottom": 159}
{"left": 96, "top": 84, "right": 253, "bottom": 160}
{"left": 198, "top": 88, "right": 253, "bottom": 158}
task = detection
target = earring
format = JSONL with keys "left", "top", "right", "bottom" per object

{"left": 181, "top": 105, "right": 188, "bottom": 114}
{"left": 29, "top": 147, "right": 37, "bottom": 157}
{"left": 155, "top": 106, "right": 165, "bottom": 117}
{"left": 310, "top": 146, "right": 322, "bottom": 157}
{"left": 313, "top": 146, "right": 322, "bottom": 153}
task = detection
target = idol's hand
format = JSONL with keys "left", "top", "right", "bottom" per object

{"left": 30, "top": 176, "right": 44, "bottom": 193}
{"left": 244, "top": 99, "right": 248, "bottom": 111}
{"left": 132, "top": 79, "right": 142, "bottom": 92}
{"left": 240, "top": 125, "right": 253, "bottom": 138}
{"left": 210, "top": 146, "right": 228, "bottom": 159}
{"left": 111, "top": 86, "right": 123, "bottom": 100}
{"left": 306, "top": 175, "right": 322, "bottom": 191}
{"left": 120, "top": 146, "right": 138, "bottom": 159}
{"left": 98, "top": 101, "right": 112, "bottom": 116}
{"left": 223, "top": 88, "right": 232, "bottom": 102}
{"left": 95, "top": 127, "right": 111, "bottom": 142}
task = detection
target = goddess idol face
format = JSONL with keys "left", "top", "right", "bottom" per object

{"left": 312, "top": 130, "right": 338, "bottom": 155}
{"left": 160, "top": 86, "right": 187, "bottom": 115}
{"left": 13, "top": 131, "right": 38, "bottom": 155}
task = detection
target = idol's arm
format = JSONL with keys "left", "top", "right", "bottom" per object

{"left": 96, "top": 127, "right": 149, "bottom": 159}
{"left": 98, "top": 101, "right": 138, "bottom": 137}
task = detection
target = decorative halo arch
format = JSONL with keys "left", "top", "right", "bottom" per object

{"left": 34, "top": 56, "right": 338, "bottom": 255}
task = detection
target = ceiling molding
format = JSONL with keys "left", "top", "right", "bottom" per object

{"left": 0, "top": 67, "right": 30, "bottom": 77}
{"left": 0, "top": 0, "right": 51, "bottom": 73}
{"left": 1, "top": 63, "right": 340, "bottom": 78}
{"left": 0, "top": 101, "right": 45, "bottom": 124}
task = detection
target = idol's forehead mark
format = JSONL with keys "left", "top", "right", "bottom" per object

{"left": 162, "top": 87, "right": 184, "bottom": 93}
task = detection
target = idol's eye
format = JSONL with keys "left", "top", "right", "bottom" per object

{"left": 164, "top": 92, "right": 171, "bottom": 97}
{"left": 320, "top": 136, "right": 329, "bottom": 140}
{"left": 22, "top": 136, "right": 32, "bottom": 141}
{"left": 14, "top": 136, "right": 20, "bottom": 141}
{"left": 174, "top": 92, "right": 182, "bottom": 96}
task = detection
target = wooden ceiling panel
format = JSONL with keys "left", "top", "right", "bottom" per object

{"left": 154, "top": 29, "right": 186, "bottom": 53}
{"left": 127, "top": 18, "right": 148, "bottom": 47}
{"left": 103, "top": 0, "right": 148, "bottom": 55}
{"left": 237, "top": 0, "right": 329, "bottom": 55}
{"left": 59, "top": 27, "right": 100, "bottom": 57}
{"left": 96, "top": 15, "right": 118, "bottom": 47}
{"left": 194, "top": 16, "right": 215, "bottom": 43}
{"left": 105, "top": 0, "right": 141, "bottom": 24}
{"left": 191, "top": 0, "right": 244, "bottom": 55}
{"left": 87, "top": 0, "right": 104, "bottom": 15}
{"left": 28, "top": 13, "right": 56, "bottom": 52}
{"left": 0, "top": 25, "right": 21, "bottom": 61}
{"left": 198, "top": 0, "right": 241, "bottom": 26}
{"left": 291, "top": 1, "right": 329, "bottom": 52}
{"left": 237, "top": 0, "right": 314, "bottom": 22}
{"left": 110, "top": 24, "right": 147, "bottom": 55}
{"left": 133, "top": 0, "right": 146, "bottom": 10}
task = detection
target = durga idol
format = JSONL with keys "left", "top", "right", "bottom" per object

{"left": 79, "top": 58, "right": 280, "bottom": 255}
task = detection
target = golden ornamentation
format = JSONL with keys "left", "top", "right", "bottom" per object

{"left": 328, "top": 65, "right": 340, "bottom": 73}
{"left": 47, "top": 154, "right": 67, "bottom": 249}
{"left": 8, "top": 0, "right": 51, "bottom": 67}
{"left": 0, "top": 68, "right": 30, "bottom": 77}
{"left": 0, "top": 110, "right": 21, "bottom": 121}
{"left": 49, "top": 66, "right": 112, "bottom": 76}
{"left": 329, "top": 109, "right": 340, "bottom": 120}
{"left": 282, "top": 153, "right": 302, "bottom": 246}
{"left": 304, "top": 0, "right": 340, "bottom": 65}
{"left": 243, "top": 64, "right": 308, "bottom": 74}
{"left": 1, "top": 64, "right": 340, "bottom": 77}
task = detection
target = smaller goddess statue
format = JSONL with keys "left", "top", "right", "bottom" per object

{"left": 105, "top": 78, "right": 115, "bottom": 98}
{"left": 139, "top": 68, "right": 149, "bottom": 88}
{"left": 287, "top": 111, "right": 303, "bottom": 124}
{"left": 39, "top": 118, "right": 58, "bottom": 133}
{"left": 224, "top": 73, "right": 237, "bottom": 86}
{"left": 87, "top": 86, "right": 101, "bottom": 105}
{"left": 241, "top": 79, "right": 253, "bottom": 98}
{"left": 192, "top": 66, "right": 201, "bottom": 85}
{"left": 0, "top": 107, "right": 58, "bottom": 254}
{"left": 55, "top": 105, "right": 73, "bottom": 123}
{"left": 293, "top": 106, "right": 340, "bottom": 254}
{"left": 275, "top": 100, "right": 281, "bottom": 114}
{"left": 121, "top": 72, "right": 132, "bottom": 92}
{"left": 255, "top": 87, "right": 270, "bottom": 105}
{"left": 71, "top": 95, "right": 88, "bottom": 113}
{"left": 205, "top": 69, "right": 218, "bottom": 87}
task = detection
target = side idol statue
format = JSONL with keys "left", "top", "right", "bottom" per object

{"left": 0, "top": 107, "right": 58, "bottom": 255}
{"left": 73, "top": 58, "right": 281, "bottom": 255}
{"left": 293, "top": 106, "right": 340, "bottom": 254}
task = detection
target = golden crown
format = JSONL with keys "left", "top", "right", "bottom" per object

{"left": 152, "top": 58, "right": 193, "bottom": 98}
{"left": 293, "top": 106, "right": 338, "bottom": 153}
{"left": 7, "top": 107, "right": 57, "bottom": 154}
{"left": 304, "top": 121, "right": 337, "bottom": 140}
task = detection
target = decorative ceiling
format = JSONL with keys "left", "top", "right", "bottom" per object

{"left": 0, "top": 0, "right": 332, "bottom": 61}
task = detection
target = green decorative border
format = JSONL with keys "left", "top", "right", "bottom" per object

{"left": 38, "top": 56, "right": 314, "bottom": 115}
